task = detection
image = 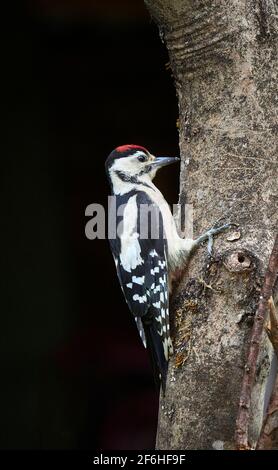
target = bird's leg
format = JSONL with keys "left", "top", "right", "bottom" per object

{"left": 192, "top": 223, "right": 234, "bottom": 256}
{"left": 173, "top": 223, "right": 234, "bottom": 278}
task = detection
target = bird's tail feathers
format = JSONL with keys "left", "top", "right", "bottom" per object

{"left": 144, "top": 321, "right": 168, "bottom": 394}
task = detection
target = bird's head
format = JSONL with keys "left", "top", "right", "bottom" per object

{"left": 105, "top": 144, "right": 179, "bottom": 193}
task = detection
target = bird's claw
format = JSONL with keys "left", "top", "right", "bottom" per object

{"left": 196, "top": 222, "right": 238, "bottom": 256}
{"left": 207, "top": 235, "right": 214, "bottom": 256}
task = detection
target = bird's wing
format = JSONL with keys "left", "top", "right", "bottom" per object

{"left": 109, "top": 191, "right": 173, "bottom": 367}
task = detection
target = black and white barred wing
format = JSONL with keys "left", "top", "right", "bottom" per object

{"left": 109, "top": 192, "right": 173, "bottom": 362}
{"left": 112, "top": 242, "right": 173, "bottom": 363}
{"left": 112, "top": 248, "right": 149, "bottom": 347}
{"left": 146, "top": 246, "right": 173, "bottom": 361}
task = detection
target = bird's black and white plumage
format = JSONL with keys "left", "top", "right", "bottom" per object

{"left": 109, "top": 189, "right": 172, "bottom": 388}
{"left": 106, "top": 145, "right": 181, "bottom": 390}
{"left": 106, "top": 144, "right": 231, "bottom": 391}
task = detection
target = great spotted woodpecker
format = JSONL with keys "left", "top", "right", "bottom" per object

{"left": 106, "top": 144, "right": 230, "bottom": 391}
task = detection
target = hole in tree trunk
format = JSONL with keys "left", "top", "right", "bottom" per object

{"left": 238, "top": 254, "right": 245, "bottom": 263}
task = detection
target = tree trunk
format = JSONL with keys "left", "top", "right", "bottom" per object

{"left": 144, "top": 0, "right": 278, "bottom": 450}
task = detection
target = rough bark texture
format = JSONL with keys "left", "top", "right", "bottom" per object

{"left": 144, "top": 0, "right": 278, "bottom": 450}
{"left": 235, "top": 235, "right": 278, "bottom": 448}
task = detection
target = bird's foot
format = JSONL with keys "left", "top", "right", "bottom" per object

{"left": 195, "top": 223, "right": 238, "bottom": 256}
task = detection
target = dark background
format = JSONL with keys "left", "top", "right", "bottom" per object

{"left": 1, "top": 0, "right": 179, "bottom": 449}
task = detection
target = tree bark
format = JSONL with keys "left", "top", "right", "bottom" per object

{"left": 144, "top": 0, "right": 278, "bottom": 450}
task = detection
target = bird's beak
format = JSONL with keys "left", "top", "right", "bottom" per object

{"left": 151, "top": 156, "right": 180, "bottom": 168}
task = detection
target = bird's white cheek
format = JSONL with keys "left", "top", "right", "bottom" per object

{"left": 149, "top": 168, "right": 158, "bottom": 180}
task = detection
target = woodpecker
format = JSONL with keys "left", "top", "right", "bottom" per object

{"left": 106, "top": 144, "right": 230, "bottom": 392}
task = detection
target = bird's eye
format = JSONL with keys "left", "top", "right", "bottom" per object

{"left": 137, "top": 154, "right": 147, "bottom": 162}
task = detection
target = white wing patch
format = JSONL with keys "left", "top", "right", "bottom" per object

{"left": 150, "top": 267, "right": 159, "bottom": 275}
{"left": 133, "top": 294, "right": 147, "bottom": 303}
{"left": 152, "top": 301, "right": 161, "bottom": 309}
{"left": 119, "top": 195, "right": 143, "bottom": 272}
{"left": 150, "top": 249, "right": 158, "bottom": 257}
{"left": 132, "top": 275, "right": 145, "bottom": 285}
